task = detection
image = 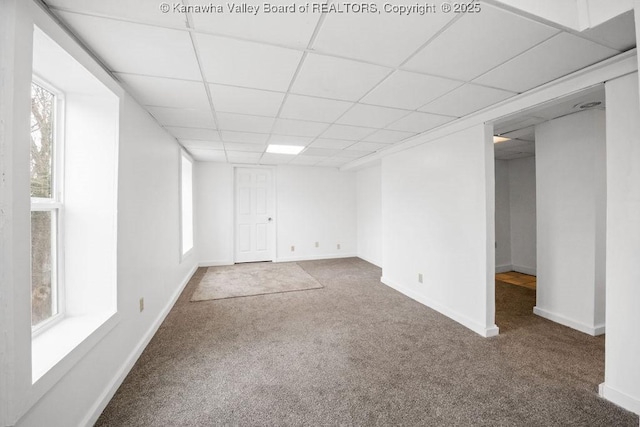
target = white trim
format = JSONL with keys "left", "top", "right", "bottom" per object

{"left": 80, "top": 264, "right": 197, "bottom": 427}
{"left": 495, "top": 264, "right": 513, "bottom": 273}
{"left": 533, "top": 306, "right": 605, "bottom": 336}
{"left": 275, "top": 253, "right": 357, "bottom": 263}
{"left": 599, "top": 383, "right": 640, "bottom": 416}
{"left": 198, "top": 260, "right": 234, "bottom": 267}
{"left": 381, "top": 276, "right": 499, "bottom": 338}
{"left": 357, "top": 254, "right": 382, "bottom": 268}
{"left": 512, "top": 265, "right": 537, "bottom": 276}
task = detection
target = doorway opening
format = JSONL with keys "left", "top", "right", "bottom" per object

{"left": 492, "top": 85, "right": 606, "bottom": 334}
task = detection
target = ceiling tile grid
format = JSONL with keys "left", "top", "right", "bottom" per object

{"left": 46, "top": 0, "right": 629, "bottom": 166}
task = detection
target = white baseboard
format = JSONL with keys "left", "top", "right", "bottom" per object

{"left": 199, "top": 260, "right": 233, "bottom": 267}
{"left": 599, "top": 383, "right": 640, "bottom": 416}
{"left": 495, "top": 264, "right": 512, "bottom": 273}
{"left": 533, "top": 306, "right": 605, "bottom": 336}
{"left": 381, "top": 276, "right": 499, "bottom": 338}
{"left": 275, "top": 253, "right": 357, "bottom": 263}
{"left": 81, "top": 264, "right": 198, "bottom": 427}
{"left": 357, "top": 254, "right": 382, "bottom": 268}
{"left": 512, "top": 265, "right": 536, "bottom": 276}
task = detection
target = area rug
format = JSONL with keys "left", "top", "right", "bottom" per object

{"left": 190, "top": 262, "right": 323, "bottom": 302}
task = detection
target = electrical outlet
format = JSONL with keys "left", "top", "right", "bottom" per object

{"left": 291, "top": 245, "right": 295, "bottom": 252}
{"left": 139, "top": 297, "right": 144, "bottom": 312}
{"left": 418, "top": 273, "right": 423, "bottom": 284}
{"left": 315, "top": 241, "right": 319, "bottom": 248}
{"left": 337, "top": 243, "right": 341, "bottom": 250}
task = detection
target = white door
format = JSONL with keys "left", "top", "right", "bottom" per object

{"left": 235, "top": 167, "right": 275, "bottom": 263}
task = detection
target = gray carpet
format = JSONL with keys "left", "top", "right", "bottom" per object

{"left": 191, "top": 262, "right": 323, "bottom": 302}
{"left": 96, "top": 258, "right": 638, "bottom": 426}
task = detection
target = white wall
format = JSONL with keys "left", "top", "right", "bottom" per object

{"left": 195, "top": 162, "right": 234, "bottom": 266}
{"left": 534, "top": 109, "right": 606, "bottom": 336}
{"left": 508, "top": 156, "right": 537, "bottom": 275}
{"left": 356, "top": 164, "right": 382, "bottom": 267}
{"left": 195, "top": 163, "right": 357, "bottom": 265}
{"left": 381, "top": 124, "right": 498, "bottom": 337}
{"left": 0, "top": 3, "right": 198, "bottom": 425}
{"left": 601, "top": 71, "right": 640, "bottom": 415}
{"left": 494, "top": 159, "right": 512, "bottom": 271}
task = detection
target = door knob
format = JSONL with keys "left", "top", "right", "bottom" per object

{"left": 268, "top": 217, "right": 273, "bottom": 222}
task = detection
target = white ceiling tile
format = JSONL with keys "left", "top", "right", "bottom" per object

{"left": 268, "top": 135, "right": 314, "bottom": 146}
{"left": 363, "top": 129, "right": 415, "bottom": 144}
{"left": 195, "top": 34, "right": 302, "bottom": 91}
{"left": 260, "top": 153, "right": 294, "bottom": 165}
{"left": 301, "top": 148, "right": 342, "bottom": 157}
{"left": 420, "top": 84, "right": 516, "bottom": 117}
{"left": 57, "top": 12, "right": 200, "bottom": 80}
{"left": 404, "top": 4, "right": 559, "bottom": 81}
{"left": 188, "top": 148, "right": 227, "bottom": 162}
{"left": 337, "top": 104, "right": 409, "bottom": 128}
{"left": 167, "top": 127, "right": 219, "bottom": 141}
{"left": 117, "top": 74, "right": 209, "bottom": 109}
{"left": 48, "top": 0, "right": 188, "bottom": 27}
{"left": 291, "top": 54, "right": 390, "bottom": 101}
{"left": 216, "top": 113, "right": 275, "bottom": 133}
{"left": 220, "top": 131, "right": 269, "bottom": 144}
{"left": 179, "top": 139, "right": 224, "bottom": 150}
{"left": 210, "top": 85, "right": 285, "bottom": 117}
{"left": 147, "top": 106, "right": 215, "bottom": 128}
{"left": 310, "top": 139, "right": 355, "bottom": 149}
{"left": 348, "top": 141, "right": 388, "bottom": 152}
{"left": 272, "top": 118, "right": 330, "bottom": 137}
{"left": 312, "top": 4, "right": 456, "bottom": 66}
{"left": 474, "top": 33, "right": 618, "bottom": 92}
{"left": 227, "top": 151, "right": 262, "bottom": 164}
{"left": 362, "top": 70, "right": 463, "bottom": 110}
{"left": 280, "top": 94, "right": 353, "bottom": 123}
{"left": 191, "top": 9, "right": 320, "bottom": 49}
{"left": 386, "top": 112, "right": 455, "bottom": 133}
{"left": 317, "top": 158, "right": 350, "bottom": 167}
{"left": 321, "top": 124, "right": 377, "bottom": 141}
{"left": 336, "top": 149, "right": 373, "bottom": 158}
{"left": 289, "top": 156, "right": 321, "bottom": 166}
{"left": 224, "top": 142, "right": 266, "bottom": 153}
{"left": 581, "top": 11, "right": 636, "bottom": 51}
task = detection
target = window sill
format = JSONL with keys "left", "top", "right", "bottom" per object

{"left": 31, "top": 311, "right": 119, "bottom": 390}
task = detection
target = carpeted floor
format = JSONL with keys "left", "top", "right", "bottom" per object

{"left": 96, "top": 258, "right": 638, "bottom": 426}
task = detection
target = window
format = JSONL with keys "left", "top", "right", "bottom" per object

{"left": 30, "top": 80, "right": 63, "bottom": 331}
{"left": 181, "top": 152, "right": 194, "bottom": 256}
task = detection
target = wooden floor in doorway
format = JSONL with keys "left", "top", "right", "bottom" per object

{"left": 495, "top": 271, "right": 536, "bottom": 290}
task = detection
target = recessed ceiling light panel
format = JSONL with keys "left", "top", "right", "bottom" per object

{"left": 493, "top": 136, "right": 511, "bottom": 144}
{"left": 266, "top": 144, "right": 304, "bottom": 155}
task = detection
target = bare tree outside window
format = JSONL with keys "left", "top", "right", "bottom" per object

{"left": 30, "top": 82, "right": 57, "bottom": 326}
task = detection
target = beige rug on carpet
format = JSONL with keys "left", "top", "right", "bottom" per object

{"left": 190, "top": 262, "right": 323, "bottom": 302}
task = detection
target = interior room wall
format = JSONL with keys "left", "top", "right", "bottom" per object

{"left": 534, "top": 108, "right": 606, "bottom": 336}
{"left": 1, "top": 4, "right": 198, "bottom": 424}
{"left": 494, "top": 159, "right": 512, "bottom": 271}
{"left": 356, "top": 163, "right": 382, "bottom": 267}
{"left": 381, "top": 124, "right": 498, "bottom": 337}
{"left": 601, "top": 71, "right": 640, "bottom": 415}
{"left": 508, "top": 156, "right": 537, "bottom": 275}
{"left": 195, "top": 163, "right": 357, "bottom": 265}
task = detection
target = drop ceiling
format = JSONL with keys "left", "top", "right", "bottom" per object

{"left": 43, "top": 0, "right": 634, "bottom": 167}
{"left": 492, "top": 85, "right": 606, "bottom": 160}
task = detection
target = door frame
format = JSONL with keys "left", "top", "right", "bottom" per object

{"left": 233, "top": 165, "right": 277, "bottom": 263}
